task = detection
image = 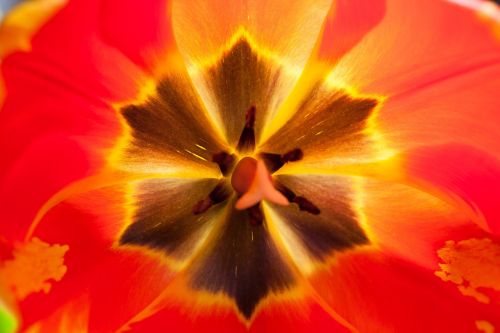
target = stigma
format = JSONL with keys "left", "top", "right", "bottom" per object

{"left": 231, "top": 157, "right": 289, "bottom": 210}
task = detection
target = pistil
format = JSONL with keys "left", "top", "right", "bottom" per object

{"left": 231, "top": 157, "right": 289, "bottom": 210}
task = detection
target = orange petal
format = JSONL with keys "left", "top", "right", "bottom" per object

{"left": 172, "top": 0, "right": 331, "bottom": 68}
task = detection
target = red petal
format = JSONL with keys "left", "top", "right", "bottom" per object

{"left": 316, "top": 0, "right": 386, "bottom": 62}
{"left": 0, "top": 136, "right": 97, "bottom": 240}
{"left": 326, "top": 0, "right": 500, "bottom": 94}
{"left": 125, "top": 303, "right": 247, "bottom": 333}
{"left": 249, "top": 301, "right": 351, "bottom": 333}
{"left": 0, "top": 0, "right": 177, "bottom": 241}
{"left": 17, "top": 185, "right": 176, "bottom": 332}
{"left": 309, "top": 250, "right": 500, "bottom": 332}
{"left": 402, "top": 144, "right": 500, "bottom": 235}
{"left": 126, "top": 295, "right": 352, "bottom": 333}
{"left": 100, "top": 0, "right": 174, "bottom": 69}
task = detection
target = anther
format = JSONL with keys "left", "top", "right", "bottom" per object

{"left": 193, "top": 181, "right": 231, "bottom": 215}
{"left": 212, "top": 151, "right": 235, "bottom": 176}
{"left": 260, "top": 148, "right": 303, "bottom": 173}
{"left": 236, "top": 106, "right": 256, "bottom": 153}
{"left": 294, "top": 196, "right": 321, "bottom": 215}
{"left": 282, "top": 148, "right": 303, "bottom": 163}
{"left": 276, "top": 184, "right": 320, "bottom": 215}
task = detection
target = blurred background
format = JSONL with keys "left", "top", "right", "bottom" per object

{"left": 0, "top": 0, "right": 17, "bottom": 19}
{"left": 0, "top": 0, "right": 499, "bottom": 21}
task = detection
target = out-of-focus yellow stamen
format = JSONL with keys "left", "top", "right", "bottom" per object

{"left": 476, "top": 320, "right": 495, "bottom": 333}
{"left": 435, "top": 238, "right": 500, "bottom": 303}
{"left": 0, "top": 238, "right": 68, "bottom": 300}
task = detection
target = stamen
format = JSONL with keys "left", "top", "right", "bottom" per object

{"left": 193, "top": 181, "right": 231, "bottom": 215}
{"left": 260, "top": 148, "right": 303, "bottom": 173}
{"left": 236, "top": 106, "right": 256, "bottom": 153}
{"left": 212, "top": 151, "right": 235, "bottom": 176}
{"left": 294, "top": 196, "right": 321, "bottom": 215}
{"left": 282, "top": 148, "right": 303, "bottom": 163}
{"left": 192, "top": 198, "right": 212, "bottom": 215}
{"left": 276, "top": 184, "right": 321, "bottom": 215}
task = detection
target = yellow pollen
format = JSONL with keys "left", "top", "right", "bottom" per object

{"left": 476, "top": 320, "right": 495, "bottom": 333}
{"left": 0, "top": 238, "right": 69, "bottom": 300}
{"left": 435, "top": 238, "right": 500, "bottom": 304}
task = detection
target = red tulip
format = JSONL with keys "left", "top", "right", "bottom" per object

{"left": 1, "top": 0, "right": 500, "bottom": 332}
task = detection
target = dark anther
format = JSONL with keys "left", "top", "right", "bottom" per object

{"left": 245, "top": 105, "right": 256, "bottom": 128}
{"left": 276, "top": 183, "right": 320, "bottom": 215}
{"left": 294, "top": 196, "right": 321, "bottom": 215}
{"left": 237, "top": 106, "right": 256, "bottom": 153}
{"left": 275, "top": 183, "right": 296, "bottom": 202}
{"left": 282, "top": 148, "right": 303, "bottom": 163}
{"left": 193, "top": 181, "right": 231, "bottom": 215}
{"left": 192, "top": 198, "right": 213, "bottom": 215}
{"left": 247, "top": 204, "right": 264, "bottom": 226}
{"left": 209, "top": 181, "right": 231, "bottom": 204}
{"left": 259, "top": 153, "right": 284, "bottom": 173}
{"left": 212, "top": 151, "right": 235, "bottom": 176}
{"left": 260, "top": 148, "right": 303, "bottom": 173}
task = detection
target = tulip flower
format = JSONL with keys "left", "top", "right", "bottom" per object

{"left": 1, "top": 0, "right": 500, "bottom": 332}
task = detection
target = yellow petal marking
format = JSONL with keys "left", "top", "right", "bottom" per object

{"left": 435, "top": 238, "right": 500, "bottom": 304}
{"left": 0, "top": 238, "right": 68, "bottom": 300}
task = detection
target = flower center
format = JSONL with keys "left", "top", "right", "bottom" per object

{"left": 231, "top": 156, "right": 289, "bottom": 210}
{"left": 190, "top": 106, "right": 321, "bottom": 225}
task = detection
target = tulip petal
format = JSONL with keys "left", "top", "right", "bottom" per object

{"left": 119, "top": 178, "right": 228, "bottom": 265}
{"left": 259, "top": 80, "right": 381, "bottom": 166}
{"left": 400, "top": 144, "right": 500, "bottom": 236}
{"left": 116, "top": 65, "right": 228, "bottom": 175}
{"left": 0, "top": 0, "right": 154, "bottom": 241}
{"left": 172, "top": 0, "right": 331, "bottom": 69}
{"left": 266, "top": 175, "right": 369, "bottom": 269}
{"left": 21, "top": 249, "right": 176, "bottom": 333}
{"left": 328, "top": 0, "right": 500, "bottom": 94}
{"left": 125, "top": 296, "right": 352, "bottom": 333}
{"left": 99, "top": 0, "right": 173, "bottom": 70}
{"left": 0, "top": 0, "right": 67, "bottom": 58}
{"left": 172, "top": 0, "right": 332, "bottom": 145}
{"left": 184, "top": 37, "right": 295, "bottom": 146}
{"left": 0, "top": 0, "right": 226, "bottom": 242}
{"left": 356, "top": 176, "right": 481, "bottom": 270}
{"left": 272, "top": 161, "right": 483, "bottom": 271}
{"left": 308, "top": 250, "right": 500, "bottom": 332}
{"left": 186, "top": 203, "right": 296, "bottom": 320}
{"left": 315, "top": 0, "right": 386, "bottom": 63}
{"left": 326, "top": 0, "right": 500, "bottom": 155}
{"left": 375, "top": 62, "right": 500, "bottom": 156}
{"left": 14, "top": 182, "right": 179, "bottom": 332}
